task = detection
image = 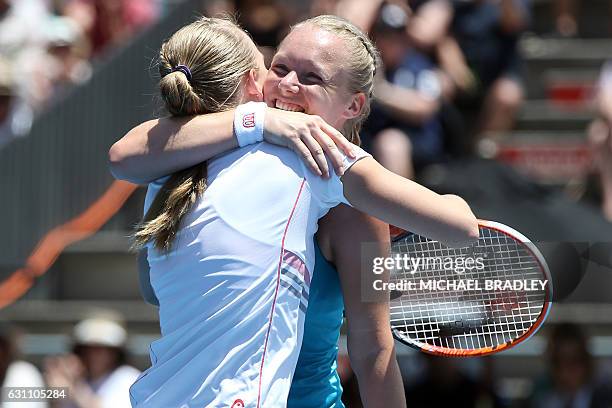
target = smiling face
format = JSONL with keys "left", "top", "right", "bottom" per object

{"left": 263, "top": 23, "right": 365, "bottom": 132}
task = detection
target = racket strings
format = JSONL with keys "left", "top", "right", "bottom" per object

{"left": 389, "top": 226, "right": 547, "bottom": 351}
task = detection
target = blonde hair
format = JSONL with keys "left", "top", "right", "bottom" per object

{"left": 291, "top": 15, "right": 380, "bottom": 145}
{"left": 134, "top": 16, "right": 258, "bottom": 251}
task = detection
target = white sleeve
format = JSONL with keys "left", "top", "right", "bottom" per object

{"left": 305, "top": 143, "right": 371, "bottom": 208}
{"left": 97, "top": 366, "right": 142, "bottom": 408}
{"left": 3, "top": 361, "right": 49, "bottom": 408}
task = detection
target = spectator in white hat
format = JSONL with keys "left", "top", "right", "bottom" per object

{"left": 44, "top": 315, "right": 140, "bottom": 408}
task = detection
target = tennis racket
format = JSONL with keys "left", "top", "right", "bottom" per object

{"left": 388, "top": 220, "right": 552, "bottom": 357}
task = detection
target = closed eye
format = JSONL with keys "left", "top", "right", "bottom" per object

{"left": 305, "top": 72, "right": 323, "bottom": 84}
{"left": 272, "top": 63, "right": 289, "bottom": 75}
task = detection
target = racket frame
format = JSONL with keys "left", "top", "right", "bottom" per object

{"left": 390, "top": 219, "right": 553, "bottom": 357}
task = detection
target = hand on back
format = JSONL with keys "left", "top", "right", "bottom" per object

{"left": 263, "top": 108, "right": 356, "bottom": 178}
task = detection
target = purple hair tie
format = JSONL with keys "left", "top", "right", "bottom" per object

{"left": 172, "top": 64, "right": 192, "bottom": 82}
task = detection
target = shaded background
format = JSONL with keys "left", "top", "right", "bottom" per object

{"left": 1, "top": 0, "right": 612, "bottom": 406}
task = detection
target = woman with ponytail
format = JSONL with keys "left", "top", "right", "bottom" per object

{"left": 133, "top": 17, "right": 265, "bottom": 252}
{"left": 118, "top": 15, "right": 478, "bottom": 408}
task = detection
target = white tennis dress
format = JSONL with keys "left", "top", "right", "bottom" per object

{"left": 129, "top": 142, "right": 369, "bottom": 408}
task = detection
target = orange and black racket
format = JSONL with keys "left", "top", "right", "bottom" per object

{"left": 388, "top": 220, "right": 552, "bottom": 357}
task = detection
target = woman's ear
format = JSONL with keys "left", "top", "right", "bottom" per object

{"left": 244, "top": 69, "right": 264, "bottom": 102}
{"left": 342, "top": 92, "right": 366, "bottom": 120}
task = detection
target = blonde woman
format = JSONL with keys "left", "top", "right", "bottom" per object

{"left": 113, "top": 16, "right": 478, "bottom": 407}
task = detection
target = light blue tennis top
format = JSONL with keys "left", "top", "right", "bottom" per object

{"left": 287, "top": 241, "right": 345, "bottom": 408}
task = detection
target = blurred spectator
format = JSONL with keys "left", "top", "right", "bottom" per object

{"left": 235, "top": 0, "right": 293, "bottom": 65}
{"left": 553, "top": 0, "right": 577, "bottom": 37}
{"left": 587, "top": 61, "right": 612, "bottom": 222}
{"left": 0, "top": 0, "right": 163, "bottom": 149}
{"left": 310, "top": 0, "right": 340, "bottom": 16}
{"left": 449, "top": 0, "right": 530, "bottom": 153}
{"left": 551, "top": 0, "right": 612, "bottom": 37}
{"left": 0, "top": 0, "right": 50, "bottom": 59}
{"left": 404, "top": 355, "right": 503, "bottom": 408}
{"left": 201, "top": 0, "right": 236, "bottom": 17}
{"left": 0, "top": 0, "right": 50, "bottom": 113}
{"left": 0, "top": 322, "right": 48, "bottom": 408}
{"left": 529, "top": 323, "right": 612, "bottom": 408}
{"left": 45, "top": 314, "right": 140, "bottom": 408}
{"left": 238, "top": 0, "right": 286, "bottom": 43}
{"left": 42, "top": 17, "right": 92, "bottom": 95}
{"left": 363, "top": 2, "right": 451, "bottom": 179}
{"left": 0, "top": 58, "right": 34, "bottom": 148}
{"left": 62, "top": 0, "right": 159, "bottom": 56}
{"left": 15, "top": 15, "right": 92, "bottom": 111}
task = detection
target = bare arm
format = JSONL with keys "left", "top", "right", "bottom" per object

{"left": 45, "top": 355, "right": 103, "bottom": 408}
{"left": 319, "top": 206, "right": 406, "bottom": 408}
{"left": 336, "top": 0, "right": 385, "bottom": 33}
{"left": 343, "top": 157, "right": 479, "bottom": 248}
{"left": 374, "top": 77, "right": 442, "bottom": 124}
{"left": 437, "top": 36, "right": 476, "bottom": 93}
{"left": 109, "top": 108, "right": 355, "bottom": 184}
{"left": 109, "top": 112, "right": 236, "bottom": 184}
{"left": 408, "top": 0, "right": 453, "bottom": 51}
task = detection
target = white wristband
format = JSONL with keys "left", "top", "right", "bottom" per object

{"left": 234, "top": 101, "right": 266, "bottom": 147}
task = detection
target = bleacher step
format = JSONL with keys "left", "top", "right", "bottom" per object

{"left": 515, "top": 99, "right": 593, "bottom": 131}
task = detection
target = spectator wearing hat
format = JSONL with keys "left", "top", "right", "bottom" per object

{"left": 44, "top": 315, "right": 140, "bottom": 408}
